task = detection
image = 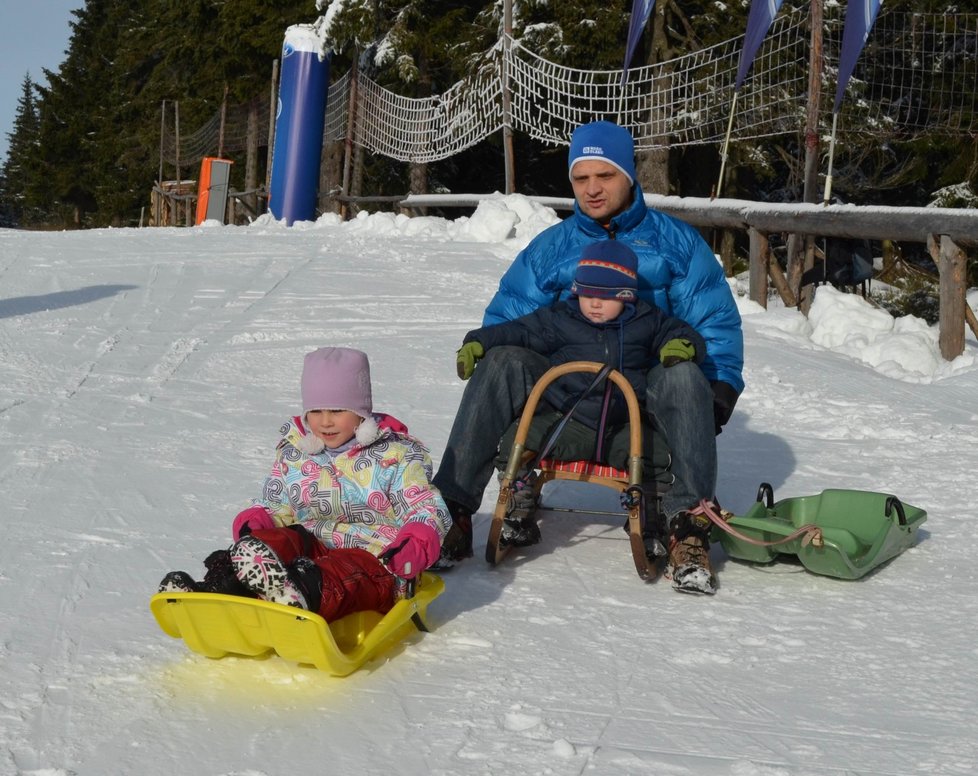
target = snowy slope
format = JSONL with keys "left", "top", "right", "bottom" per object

{"left": 1, "top": 199, "right": 976, "bottom": 776}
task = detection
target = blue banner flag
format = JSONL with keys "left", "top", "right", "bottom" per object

{"left": 734, "top": 0, "right": 785, "bottom": 91}
{"left": 834, "top": 0, "right": 884, "bottom": 113}
{"left": 622, "top": 0, "right": 656, "bottom": 83}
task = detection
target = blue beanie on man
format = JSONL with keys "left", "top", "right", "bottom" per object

{"left": 567, "top": 121, "right": 636, "bottom": 185}
{"left": 571, "top": 241, "right": 638, "bottom": 302}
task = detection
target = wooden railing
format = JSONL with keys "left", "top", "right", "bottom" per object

{"left": 400, "top": 193, "right": 978, "bottom": 362}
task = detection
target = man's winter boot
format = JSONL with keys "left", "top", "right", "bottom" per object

{"left": 230, "top": 536, "right": 308, "bottom": 608}
{"left": 433, "top": 500, "right": 474, "bottom": 570}
{"left": 665, "top": 510, "right": 717, "bottom": 595}
{"left": 500, "top": 482, "right": 541, "bottom": 548}
{"left": 158, "top": 570, "right": 199, "bottom": 593}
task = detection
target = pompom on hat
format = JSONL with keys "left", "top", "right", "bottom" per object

{"left": 571, "top": 241, "right": 639, "bottom": 302}
{"left": 297, "top": 347, "right": 380, "bottom": 451}
{"left": 567, "top": 121, "right": 636, "bottom": 185}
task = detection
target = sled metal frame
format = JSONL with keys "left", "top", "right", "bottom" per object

{"left": 150, "top": 571, "right": 444, "bottom": 676}
{"left": 486, "top": 361, "right": 657, "bottom": 580}
{"left": 717, "top": 484, "right": 927, "bottom": 579}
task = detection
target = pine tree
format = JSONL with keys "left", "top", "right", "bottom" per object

{"left": 485, "top": 0, "right": 630, "bottom": 69}
{"left": 317, "top": 0, "right": 490, "bottom": 199}
{"left": 22, "top": 0, "right": 320, "bottom": 226}
{"left": 11, "top": 0, "right": 973, "bottom": 225}
{"left": 28, "top": 0, "right": 126, "bottom": 226}
{"left": 216, "top": 1, "right": 320, "bottom": 104}
{"left": 0, "top": 74, "right": 41, "bottom": 225}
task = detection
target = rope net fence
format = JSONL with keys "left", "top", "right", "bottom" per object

{"left": 508, "top": 8, "right": 810, "bottom": 149}
{"left": 334, "top": 8, "right": 978, "bottom": 162}
{"left": 161, "top": 96, "right": 271, "bottom": 171}
{"left": 163, "top": 9, "right": 978, "bottom": 169}
{"left": 840, "top": 11, "right": 978, "bottom": 135}
{"left": 323, "top": 70, "right": 350, "bottom": 143}
{"left": 343, "top": 48, "right": 503, "bottom": 163}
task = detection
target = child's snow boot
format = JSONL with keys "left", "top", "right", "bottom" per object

{"left": 665, "top": 509, "right": 717, "bottom": 595}
{"left": 433, "top": 500, "right": 474, "bottom": 569}
{"left": 286, "top": 556, "right": 323, "bottom": 611}
{"left": 158, "top": 570, "right": 199, "bottom": 593}
{"left": 230, "top": 536, "right": 308, "bottom": 609}
{"left": 199, "top": 549, "right": 257, "bottom": 598}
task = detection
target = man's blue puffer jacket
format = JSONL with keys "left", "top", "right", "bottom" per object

{"left": 483, "top": 183, "right": 745, "bottom": 393}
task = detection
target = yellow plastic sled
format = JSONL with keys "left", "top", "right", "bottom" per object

{"left": 150, "top": 572, "right": 444, "bottom": 676}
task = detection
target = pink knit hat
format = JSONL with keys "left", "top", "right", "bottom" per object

{"left": 300, "top": 347, "right": 373, "bottom": 419}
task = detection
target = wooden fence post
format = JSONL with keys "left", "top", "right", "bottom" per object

{"left": 769, "top": 251, "right": 797, "bottom": 308}
{"left": 749, "top": 227, "right": 770, "bottom": 308}
{"left": 932, "top": 234, "right": 967, "bottom": 359}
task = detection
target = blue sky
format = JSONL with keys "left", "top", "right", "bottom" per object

{"left": 0, "top": 1, "right": 78, "bottom": 161}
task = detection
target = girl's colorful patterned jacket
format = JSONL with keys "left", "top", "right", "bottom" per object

{"left": 252, "top": 415, "right": 451, "bottom": 560}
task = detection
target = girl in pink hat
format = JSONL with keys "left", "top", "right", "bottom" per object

{"left": 159, "top": 347, "right": 451, "bottom": 622}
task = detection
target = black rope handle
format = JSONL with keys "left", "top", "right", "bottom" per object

{"left": 520, "top": 364, "right": 615, "bottom": 480}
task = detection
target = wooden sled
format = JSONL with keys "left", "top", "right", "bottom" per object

{"left": 715, "top": 484, "right": 927, "bottom": 579}
{"left": 150, "top": 572, "right": 444, "bottom": 676}
{"left": 486, "top": 361, "right": 666, "bottom": 580}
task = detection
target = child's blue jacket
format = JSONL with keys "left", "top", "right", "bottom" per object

{"left": 464, "top": 299, "right": 705, "bottom": 428}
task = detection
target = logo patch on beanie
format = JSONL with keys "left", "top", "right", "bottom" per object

{"left": 568, "top": 121, "right": 637, "bottom": 184}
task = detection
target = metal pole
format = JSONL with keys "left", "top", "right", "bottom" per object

{"left": 787, "top": 0, "right": 823, "bottom": 310}
{"left": 157, "top": 99, "right": 165, "bottom": 226}
{"left": 158, "top": 99, "right": 165, "bottom": 185}
{"left": 715, "top": 91, "right": 738, "bottom": 198}
{"left": 341, "top": 56, "right": 360, "bottom": 219}
{"left": 501, "top": 0, "right": 515, "bottom": 194}
{"left": 822, "top": 112, "right": 839, "bottom": 205}
{"left": 802, "top": 0, "right": 823, "bottom": 206}
{"left": 174, "top": 100, "right": 180, "bottom": 183}
{"left": 218, "top": 82, "right": 228, "bottom": 157}
{"left": 175, "top": 101, "right": 181, "bottom": 225}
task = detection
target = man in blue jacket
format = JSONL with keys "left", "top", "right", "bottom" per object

{"left": 433, "top": 120, "right": 744, "bottom": 594}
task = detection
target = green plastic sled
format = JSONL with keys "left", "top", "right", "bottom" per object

{"left": 715, "top": 485, "right": 927, "bottom": 579}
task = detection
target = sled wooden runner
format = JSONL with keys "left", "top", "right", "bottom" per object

{"left": 486, "top": 361, "right": 657, "bottom": 580}
{"left": 150, "top": 571, "right": 444, "bottom": 676}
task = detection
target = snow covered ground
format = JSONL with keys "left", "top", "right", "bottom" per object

{"left": 1, "top": 196, "right": 977, "bottom": 776}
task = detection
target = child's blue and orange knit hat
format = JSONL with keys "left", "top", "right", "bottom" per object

{"left": 571, "top": 241, "right": 638, "bottom": 302}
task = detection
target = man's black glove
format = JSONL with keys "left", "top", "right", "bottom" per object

{"left": 711, "top": 381, "right": 739, "bottom": 435}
